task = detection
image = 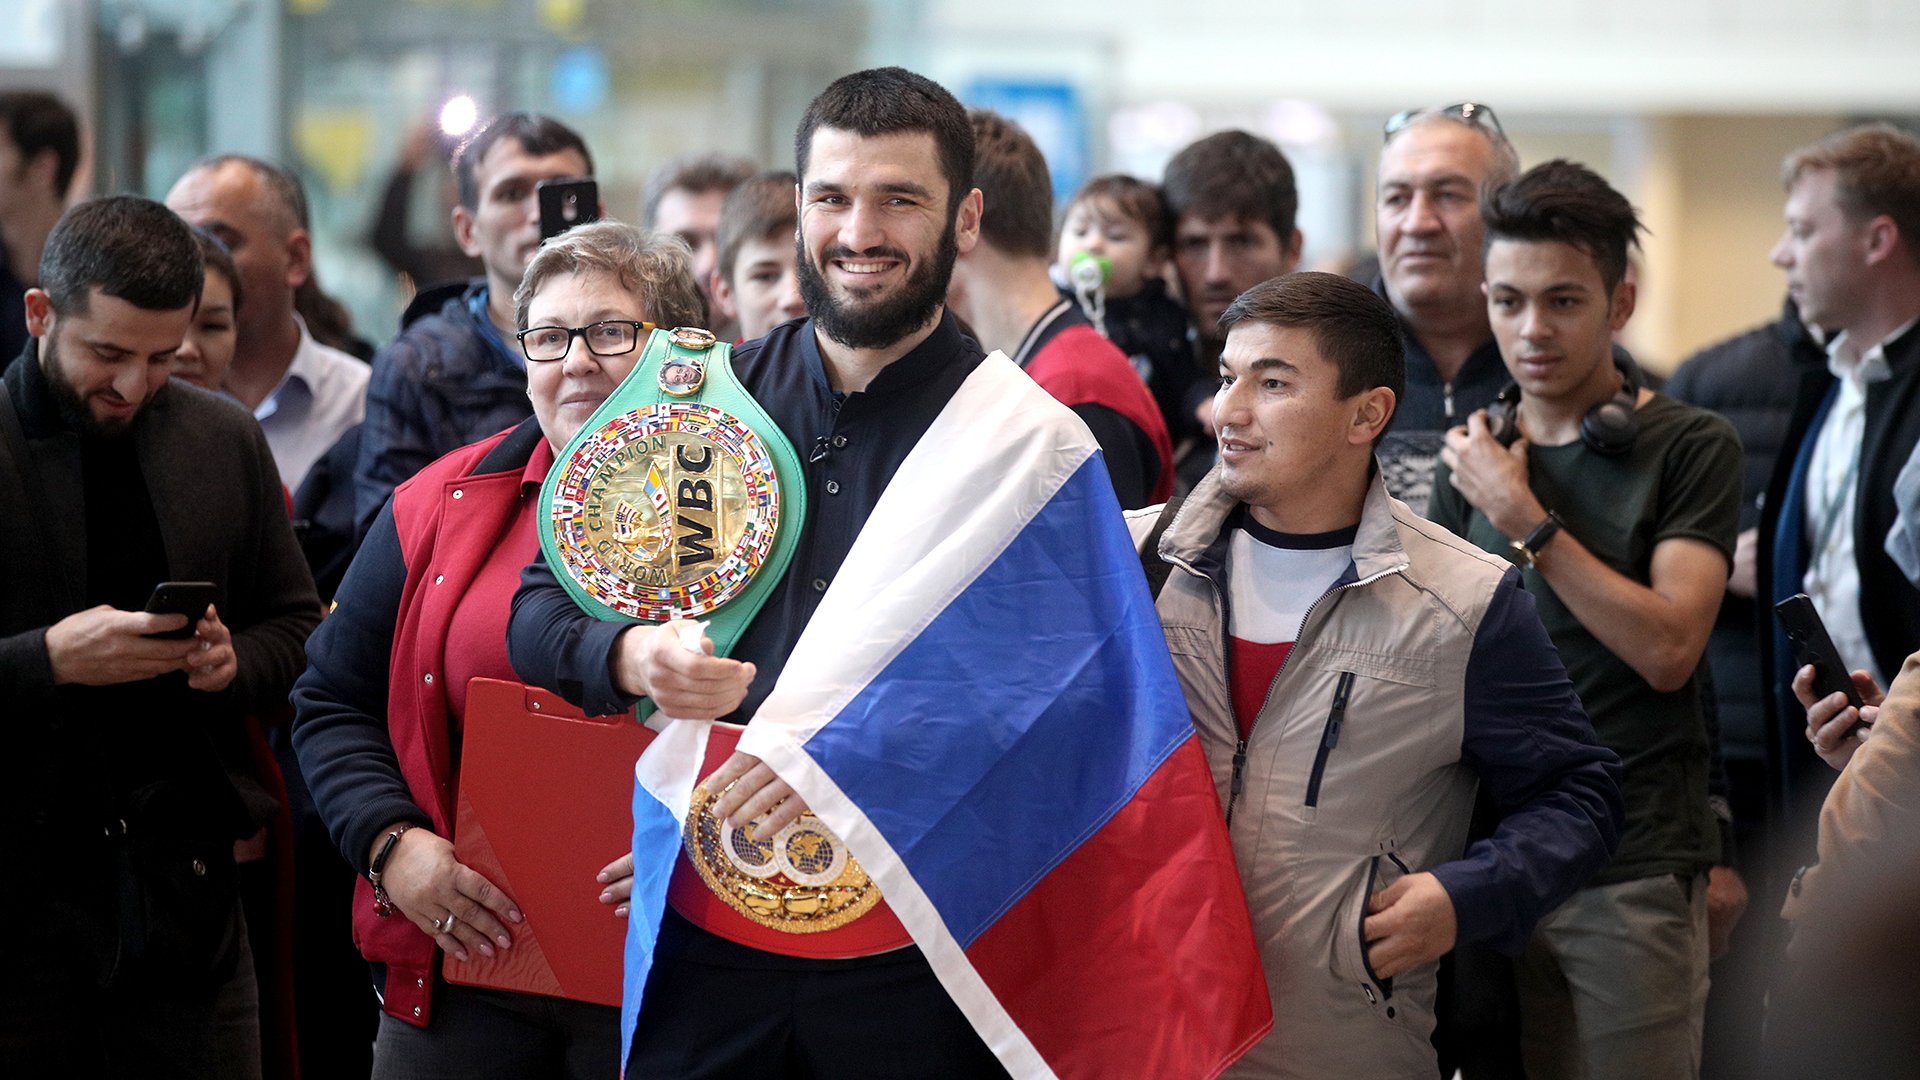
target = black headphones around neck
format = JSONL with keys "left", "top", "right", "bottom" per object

{"left": 1485, "top": 353, "right": 1642, "bottom": 456}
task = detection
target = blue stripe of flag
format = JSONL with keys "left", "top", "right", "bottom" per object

{"left": 799, "top": 454, "right": 1193, "bottom": 948}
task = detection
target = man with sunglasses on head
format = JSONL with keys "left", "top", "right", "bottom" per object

{"left": 1372, "top": 102, "right": 1520, "bottom": 520}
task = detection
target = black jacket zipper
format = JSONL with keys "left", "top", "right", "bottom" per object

{"left": 1303, "top": 671, "right": 1356, "bottom": 808}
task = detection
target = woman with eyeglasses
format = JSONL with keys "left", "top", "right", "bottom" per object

{"left": 289, "top": 221, "right": 706, "bottom": 1077}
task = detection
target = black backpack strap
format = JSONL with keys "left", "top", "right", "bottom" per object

{"left": 1139, "top": 494, "right": 1185, "bottom": 600}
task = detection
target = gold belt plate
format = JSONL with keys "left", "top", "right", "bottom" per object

{"left": 547, "top": 403, "right": 782, "bottom": 621}
{"left": 683, "top": 783, "right": 882, "bottom": 933}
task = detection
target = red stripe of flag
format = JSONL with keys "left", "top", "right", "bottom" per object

{"left": 965, "top": 737, "right": 1272, "bottom": 1079}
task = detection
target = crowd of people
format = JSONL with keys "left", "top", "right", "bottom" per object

{"left": 0, "top": 66, "right": 1917, "bottom": 1080}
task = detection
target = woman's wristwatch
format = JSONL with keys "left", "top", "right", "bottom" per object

{"left": 368, "top": 823, "right": 420, "bottom": 918}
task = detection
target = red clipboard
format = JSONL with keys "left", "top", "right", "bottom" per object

{"left": 444, "top": 678, "right": 654, "bottom": 1005}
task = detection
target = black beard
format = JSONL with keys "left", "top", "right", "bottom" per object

{"left": 796, "top": 219, "right": 959, "bottom": 351}
{"left": 42, "top": 336, "right": 137, "bottom": 439}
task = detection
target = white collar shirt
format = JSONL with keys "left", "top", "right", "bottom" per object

{"left": 1801, "top": 318, "right": 1916, "bottom": 685}
{"left": 247, "top": 316, "right": 370, "bottom": 492}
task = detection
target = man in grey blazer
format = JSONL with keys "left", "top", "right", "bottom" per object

{"left": 0, "top": 195, "right": 318, "bottom": 1078}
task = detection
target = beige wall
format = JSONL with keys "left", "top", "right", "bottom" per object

{"left": 1634, "top": 114, "right": 1845, "bottom": 373}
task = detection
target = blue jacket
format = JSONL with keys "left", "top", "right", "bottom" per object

{"left": 353, "top": 279, "right": 531, "bottom": 534}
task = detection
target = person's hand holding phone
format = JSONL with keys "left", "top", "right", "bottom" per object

{"left": 45, "top": 605, "right": 200, "bottom": 686}
{"left": 1794, "top": 664, "right": 1884, "bottom": 771}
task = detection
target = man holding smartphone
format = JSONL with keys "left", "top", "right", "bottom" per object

{"left": 0, "top": 196, "right": 319, "bottom": 1074}
{"left": 353, "top": 112, "right": 597, "bottom": 533}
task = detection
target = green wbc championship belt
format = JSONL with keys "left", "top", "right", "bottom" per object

{"left": 539, "top": 326, "right": 806, "bottom": 713}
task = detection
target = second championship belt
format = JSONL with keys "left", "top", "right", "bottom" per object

{"left": 540, "top": 326, "right": 806, "bottom": 693}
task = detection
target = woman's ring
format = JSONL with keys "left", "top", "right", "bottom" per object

{"left": 431, "top": 913, "right": 457, "bottom": 934}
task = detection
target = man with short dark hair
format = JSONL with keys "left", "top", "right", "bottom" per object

{"left": 1162, "top": 130, "right": 1302, "bottom": 461}
{"left": 0, "top": 195, "right": 319, "bottom": 1076}
{"left": 947, "top": 109, "right": 1171, "bottom": 507}
{"left": 710, "top": 169, "right": 805, "bottom": 341}
{"left": 1135, "top": 270, "right": 1620, "bottom": 1078}
{"left": 1431, "top": 161, "right": 1743, "bottom": 1079}
{"left": 1372, "top": 103, "right": 1521, "bottom": 517}
{"left": 0, "top": 90, "right": 81, "bottom": 364}
{"left": 352, "top": 112, "right": 595, "bottom": 530}
{"left": 511, "top": 67, "right": 1265, "bottom": 1079}
{"left": 515, "top": 68, "right": 1007, "bottom": 1076}
{"left": 1761, "top": 123, "right": 1920, "bottom": 828}
{"left": 166, "top": 155, "right": 368, "bottom": 492}
{"left": 643, "top": 151, "right": 755, "bottom": 328}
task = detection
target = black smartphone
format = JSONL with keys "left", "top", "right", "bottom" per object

{"left": 538, "top": 178, "right": 600, "bottom": 241}
{"left": 144, "top": 581, "right": 217, "bottom": 639}
{"left": 1774, "top": 593, "right": 1866, "bottom": 729}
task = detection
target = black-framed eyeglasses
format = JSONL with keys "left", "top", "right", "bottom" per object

{"left": 1383, "top": 102, "right": 1505, "bottom": 142}
{"left": 516, "top": 320, "right": 657, "bottom": 363}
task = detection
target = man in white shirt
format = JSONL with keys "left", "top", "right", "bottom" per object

{"left": 1761, "top": 122, "right": 1920, "bottom": 845}
{"left": 166, "top": 155, "right": 367, "bottom": 491}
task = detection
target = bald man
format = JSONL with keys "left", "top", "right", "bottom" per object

{"left": 167, "top": 156, "right": 367, "bottom": 491}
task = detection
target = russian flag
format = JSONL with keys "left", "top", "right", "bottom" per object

{"left": 620, "top": 353, "right": 1272, "bottom": 1078}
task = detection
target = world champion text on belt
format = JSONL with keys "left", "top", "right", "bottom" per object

{"left": 539, "top": 326, "right": 883, "bottom": 934}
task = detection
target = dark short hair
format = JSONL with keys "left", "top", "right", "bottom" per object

{"left": 41, "top": 196, "right": 203, "bottom": 315}
{"left": 794, "top": 67, "right": 973, "bottom": 213}
{"left": 643, "top": 152, "right": 756, "bottom": 228}
{"left": 185, "top": 153, "right": 311, "bottom": 232}
{"left": 1163, "top": 131, "right": 1298, "bottom": 244}
{"left": 716, "top": 170, "right": 797, "bottom": 282}
{"left": 1481, "top": 159, "right": 1645, "bottom": 292}
{"left": 967, "top": 110, "right": 1053, "bottom": 259}
{"left": 1065, "top": 174, "right": 1173, "bottom": 251}
{"left": 0, "top": 90, "right": 81, "bottom": 197}
{"left": 453, "top": 112, "right": 593, "bottom": 209}
{"left": 1783, "top": 123, "right": 1920, "bottom": 269}
{"left": 1218, "top": 271, "right": 1405, "bottom": 412}
{"left": 190, "top": 226, "right": 241, "bottom": 313}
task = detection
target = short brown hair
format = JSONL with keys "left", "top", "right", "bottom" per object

{"left": 643, "top": 152, "right": 755, "bottom": 228}
{"left": 513, "top": 220, "right": 707, "bottom": 332}
{"left": 1218, "top": 271, "right": 1405, "bottom": 411}
{"left": 716, "top": 171, "right": 797, "bottom": 283}
{"left": 1783, "top": 123, "right": 1920, "bottom": 268}
{"left": 968, "top": 109, "right": 1053, "bottom": 259}
{"left": 1065, "top": 175, "right": 1172, "bottom": 252}
{"left": 1163, "top": 131, "right": 1298, "bottom": 243}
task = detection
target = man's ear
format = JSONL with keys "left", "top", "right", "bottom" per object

{"left": 1350, "top": 386, "right": 1396, "bottom": 447}
{"left": 23, "top": 288, "right": 55, "bottom": 337}
{"left": 952, "top": 188, "right": 984, "bottom": 257}
{"left": 452, "top": 204, "right": 481, "bottom": 258}
{"left": 1282, "top": 228, "right": 1305, "bottom": 274}
{"left": 709, "top": 269, "right": 738, "bottom": 322}
{"left": 285, "top": 228, "right": 313, "bottom": 291}
{"left": 1863, "top": 214, "right": 1901, "bottom": 268}
{"left": 1608, "top": 275, "right": 1638, "bottom": 334}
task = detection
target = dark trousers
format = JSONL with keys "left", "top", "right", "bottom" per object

{"left": 369, "top": 980, "right": 619, "bottom": 1080}
{"left": 0, "top": 900, "right": 261, "bottom": 1079}
{"left": 627, "top": 918, "right": 1008, "bottom": 1079}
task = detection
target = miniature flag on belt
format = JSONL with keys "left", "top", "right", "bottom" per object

{"left": 619, "top": 353, "right": 1272, "bottom": 1078}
